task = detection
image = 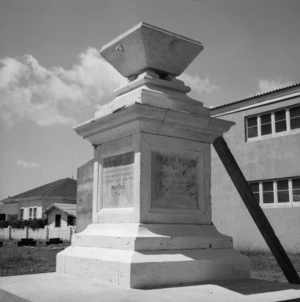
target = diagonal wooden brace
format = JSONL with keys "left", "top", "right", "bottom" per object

{"left": 213, "top": 136, "right": 300, "bottom": 284}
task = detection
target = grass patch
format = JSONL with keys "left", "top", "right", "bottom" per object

{"left": 0, "top": 240, "right": 68, "bottom": 277}
{"left": 0, "top": 241, "right": 299, "bottom": 283}
{"left": 242, "top": 251, "right": 300, "bottom": 283}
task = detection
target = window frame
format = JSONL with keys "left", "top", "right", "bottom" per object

{"left": 249, "top": 177, "right": 300, "bottom": 207}
{"left": 245, "top": 104, "right": 300, "bottom": 141}
{"left": 33, "top": 207, "right": 37, "bottom": 219}
{"left": 29, "top": 207, "right": 33, "bottom": 220}
{"left": 20, "top": 208, "right": 24, "bottom": 220}
{"left": 55, "top": 214, "right": 61, "bottom": 228}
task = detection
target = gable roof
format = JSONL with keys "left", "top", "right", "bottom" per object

{"left": 2, "top": 178, "right": 77, "bottom": 202}
{"left": 44, "top": 203, "right": 77, "bottom": 217}
{"left": 210, "top": 82, "right": 300, "bottom": 116}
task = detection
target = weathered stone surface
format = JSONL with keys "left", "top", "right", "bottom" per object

{"left": 102, "top": 152, "right": 134, "bottom": 208}
{"left": 59, "top": 22, "right": 249, "bottom": 289}
{"left": 151, "top": 152, "right": 198, "bottom": 209}
{"left": 100, "top": 22, "right": 203, "bottom": 78}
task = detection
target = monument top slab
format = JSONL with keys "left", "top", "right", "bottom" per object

{"left": 100, "top": 22, "right": 203, "bottom": 78}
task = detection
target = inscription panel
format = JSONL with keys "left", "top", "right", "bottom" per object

{"left": 102, "top": 152, "right": 134, "bottom": 208}
{"left": 151, "top": 152, "right": 198, "bottom": 209}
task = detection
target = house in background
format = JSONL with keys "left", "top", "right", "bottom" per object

{"left": 210, "top": 83, "right": 300, "bottom": 253}
{"left": 44, "top": 203, "right": 76, "bottom": 228}
{"left": 0, "top": 178, "right": 77, "bottom": 222}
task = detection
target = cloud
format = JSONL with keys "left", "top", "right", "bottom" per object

{"left": 16, "top": 160, "right": 40, "bottom": 169}
{"left": 0, "top": 48, "right": 219, "bottom": 127}
{"left": 256, "top": 78, "right": 294, "bottom": 95}
{"left": 179, "top": 73, "right": 219, "bottom": 96}
{"left": 0, "top": 48, "right": 123, "bottom": 127}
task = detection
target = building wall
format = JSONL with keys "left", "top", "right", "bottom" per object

{"left": 0, "top": 203, "right": 19, "bottom": 220}
{"left": 211, "top": 97, "right": 300, "bottom": 253}
{"left": 47, "top": 208, "right": 69, "bottom": 228}
{"left": 19, "top": 198, "right": 75, "bottom": 220}
{"left": 19, "top": 200, "right": 43, "bottom": 220}
{"left": 0, "top": 198, "right": 76, "bottom": 221}
{"left": 76, "top": 159, "right": 94, "bottom": 232}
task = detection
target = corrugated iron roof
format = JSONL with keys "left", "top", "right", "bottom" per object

{"left": 44, "top": 203, "right": 77, "bottom": 217}
{"left": 2, "top": 178, "right": 77, "bottom": 201}
{"left": 210, "top": 82, "right": 300, "bottom": 114}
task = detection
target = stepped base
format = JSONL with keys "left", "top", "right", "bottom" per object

{"left": 56, "top": 223, "right": 250, "bottom": 289}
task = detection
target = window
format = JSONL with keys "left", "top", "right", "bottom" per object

{"left": 29, "top": 208, "right": 33, "bottom": 220}
{"left": 249, "top": 177, "right": 300, "bottom": 207}
{"left": 55, "top": 214, "right": 61, "bottom": 228}
{"left": 246, "top": 105, "right": 300, "bottom": 140}
{"left": 290, "top": 105, "right": 300, "bottom": 130}
{"left": 249, "top": 182, "right": 259, "bottom": 203}
{"left": 262, "top": 181, "right": 274, "bottom": 204}
{"left": 20, "top": 208, "right": 24, "bottom": 220}
{"left": 277, "top": 179, "right": 289, "bottom": 203}
{"left": 275, "top": 110, "right": 287, "bottom": 133}
{"left": 292, "top": 178, "right": 300, "bottom": 202}
{"left": 7, "top": 214, "right": 18, "bottom": 221}
{"left": 261, "top": 113, "right": 272, "bottom": 136}
{"left": 67, "top": 215, "right": 76, "bottom": 226}
{"left": 33, "top": 208, "right": 37, "bottom": 219}
{"left": 247, "top": 117, "right": 258, "bottom": 138}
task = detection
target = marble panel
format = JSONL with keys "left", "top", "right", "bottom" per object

{"left": 151, "top": 152, "right": 198, "bottom": 209}
{"left": 102, "top": 152, "right": 134, "bottom": 208}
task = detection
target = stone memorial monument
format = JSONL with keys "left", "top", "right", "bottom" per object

{"left": 57, "top": 22, "right": 250, "bottom": 288}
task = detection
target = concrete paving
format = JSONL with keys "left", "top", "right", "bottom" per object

{"left": 0, "top": 273, "right": 300, "bottom": 302}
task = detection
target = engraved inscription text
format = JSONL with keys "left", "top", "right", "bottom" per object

{"left": 151, "top": 152, "right": 198, "bottom": 209}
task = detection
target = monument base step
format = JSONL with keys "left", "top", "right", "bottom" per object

{"left": 1, "top": 273, "right": 300, "bottom": 302}
{"left": 57, "top": 246, "right": 250, "bottom": 289}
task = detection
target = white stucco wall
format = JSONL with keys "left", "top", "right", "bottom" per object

{"left": 211, "top": 97, "right": 300, "bottom": 253}
{"left": 47, "top": 208, "right": 69, "bottom": 228}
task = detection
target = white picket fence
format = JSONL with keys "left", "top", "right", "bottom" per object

{"left": 0, "top": 226, "right": 75, "bottom": 242}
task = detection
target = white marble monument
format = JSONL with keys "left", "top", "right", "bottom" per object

{"left": 57, "top": 22, "right": 250, "bottom": 289}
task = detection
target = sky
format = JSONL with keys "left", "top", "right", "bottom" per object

{"left": 0, "top": 0, "right": 300, "bottom": 200}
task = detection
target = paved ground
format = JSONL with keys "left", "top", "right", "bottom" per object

{"left": 1, "top": 273, "right": 300, "bottom": 302}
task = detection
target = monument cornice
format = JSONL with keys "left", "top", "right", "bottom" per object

{"left": 74, "top": 103, "right": 234, "bottom": 146}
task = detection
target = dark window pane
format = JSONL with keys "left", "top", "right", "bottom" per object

{"left": 275, "top": 120, "right": 287, "bottom": 132}
{"left": 67, "top": 216, "right": 76, "bottom": 226}
{"left": 248, "top": 126, "right": 258, "bottom": 138}
{"left": 261, "top": 113, "right": 271, "bottom": 124}
{"left": 263, "top": 192, "right": 274, "bottom": 203}
{"left": 249, "top": 182, "right": 259, "bottom": 202}
{"left": 277, "top": 191, "right": 289, "bottom": 203}
{"left": 249, "top": 183, "right": 259, "bottom": 193}
{"left": 291, "top": 117, "right": 300, "bottom": 130}
{"left": 290, "top": 106, "right": 300, "bottom": 118}
{"left": 263, "top": 181, "right": 273, "bottom": 191}
{"left": 277, "top": 180, "right": 288, "bottom": 190}
{"left": 263, "top": 181, "right": 274, "bottom": 203}
{"left": 275, "top": 110, "right": 286, "bottom": 121}
{"left": 293, "top": 178, "right": 300, "bottom": 189}
{"left": 261, "top": 124, "right": 272, "bottom": 135}
{"left": 253, "top": 192, "right": 260, "bottom": 203}
{"left": 293, "top": 190, "right": 300, "bottom": 202}
{"left": 55, "top": 214, "right": 61, "bottom": 227}
{"left": 247, "top": 117, "right": 257, "bottom": 127}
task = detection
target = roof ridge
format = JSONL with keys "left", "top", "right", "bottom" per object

{"left": 41, "top": 178, "right": 69, "bottom": 196}
{"left": 211, "top": 82, "right": 300, "bottom": 111}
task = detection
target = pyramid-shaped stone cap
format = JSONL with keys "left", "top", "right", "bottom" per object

{"left": 100, "top": 22, "right": 203, "bottom": 78}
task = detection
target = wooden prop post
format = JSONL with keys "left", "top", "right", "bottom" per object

{"left": 213, "top": 136, "right": 300, "bottom": 284}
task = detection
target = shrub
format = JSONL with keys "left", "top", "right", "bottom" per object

{"left": 0, "top": 218, "right": 48, "bottom": 229}
{"left": 0, "top": 220, "right": 9, "bottom": 228}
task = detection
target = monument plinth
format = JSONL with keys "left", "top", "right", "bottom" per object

{"left": 57, "top": 22, "right": 250, "bottom": 288}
